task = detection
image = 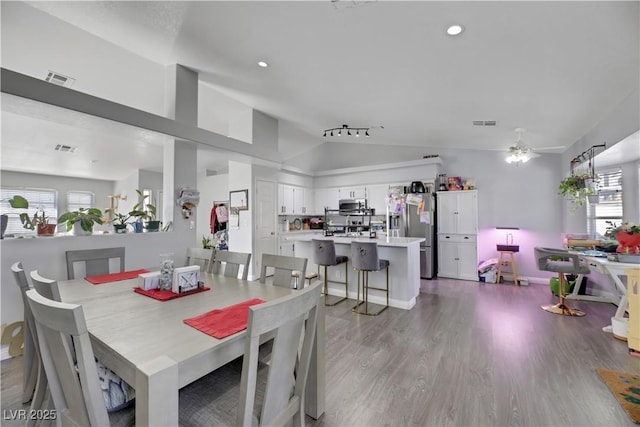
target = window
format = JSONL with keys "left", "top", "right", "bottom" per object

{"left": 587, "top": 168, "right": 623, "bottom": 239}
{"left": 67, "top": 191, "right": 94, "bottom": 211}
{"left": 0, "top": 187, "right": 58, "bottom": 235}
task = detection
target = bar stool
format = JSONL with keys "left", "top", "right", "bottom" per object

{"left": 312, "top": 239, "right": 348, "bottom": 305}
{"left": 534, "top": 247, "right": 590, "bottom": 316}
{"left": 497, "top": 249, "right": 519, "bottom": 285}
{"left": 351, "top": 241, "right": 389, "bottom": 316}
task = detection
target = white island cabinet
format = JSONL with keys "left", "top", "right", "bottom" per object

{"left": 288, "top": 235, "right": 424, "bottom": 310}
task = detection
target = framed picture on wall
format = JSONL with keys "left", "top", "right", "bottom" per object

{"left": 229, "top": 189, "right": 248, "bottom": 211}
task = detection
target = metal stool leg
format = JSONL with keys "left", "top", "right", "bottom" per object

{"left": 542, "top": 273, "right": 585, "bottom": 316}
{"left": 352, "top": 267, "right": 389, "bottom": 316}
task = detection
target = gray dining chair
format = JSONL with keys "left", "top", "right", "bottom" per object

{"left": 259, "top": 254, "right": 308, "bottom": 289}
{"left": 30, "top": 270, "right": 62, "bottom": 302}
{"left": 65, "top": 247, "right": 125, "bottom": 279}
{"left": 534, "top": 247, "right": 591, "bottom": 316}
{"left": 312, "top": 239, "right": 349, "bottom": 305}
{"left": 25, "top": 289, "right": 135, "bottom": 427}
{"left": 211, "top": 250, "right": 252, "bottom": 280}
{"left": 351, "top": 241, "right": 390, "bottom": 316}
{"left": 179, "top": 281, "right": 322, "bottom": 426}
{"left": 10, "top": 262, "right": 38, "bottom": 404}
{"left": 186, "top": 247, "right": 215, "bottom": 273}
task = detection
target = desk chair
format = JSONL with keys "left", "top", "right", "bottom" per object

{"left": 10, "top": 262, "right": 38, "bottom": 404}
{"left": 259, "top": 254, "right": 308, "bottom": 289}
{"left": 25, "top": 290, "right": 135, "bottom": 427}
{"left": 211, "top": 250, "right": 252, "bottom": 280}
{"left": 179, "top": 281, "right": 322, "bottom": 426}
{"left": 312, "top": 239, "right": 348, "bottom": 305}
{"left": 65, "top": 247, "right": 125, "bottom": 279}
{"left": 351, "top": 241, "right": 390, "bottom": 316}
{"left": 534, "top": 247, "right": 591, "bottom": 316}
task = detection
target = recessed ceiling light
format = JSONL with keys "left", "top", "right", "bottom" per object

{"left": 446, "top": 24, "right": 464, "bottom": 36}
{"left": 257, "top": 61, "right": 268, "bottom": 68}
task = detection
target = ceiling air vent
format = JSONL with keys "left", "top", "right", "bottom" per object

{"left": 54, "top": 144, "right": 77, "bottom": 153}
{"left": 45, "top": 71, "right": 75, "bottom": 88}
{"left": 472, "top": 120, "right": 497, "bottom": 126}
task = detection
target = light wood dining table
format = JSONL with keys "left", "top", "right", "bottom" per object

{"left": 57, "top": 272, "right": 326, "bottom": 426}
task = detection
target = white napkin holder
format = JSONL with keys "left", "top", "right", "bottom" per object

{"left": 172, "top": 265, "right": 201, "bottom": 293}
{"left": 138, "top": 271, "right": 161, "bottom": 290}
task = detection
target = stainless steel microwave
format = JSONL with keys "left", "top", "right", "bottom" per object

{"left": 339, "top": 199, "right": 367, "bottom": 214}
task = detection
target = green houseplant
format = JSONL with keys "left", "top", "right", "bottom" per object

{"left": 130, "top": 189, "right": 160, "bottom": 232}
{"left": 8, "top": 195, "right": 56, "bottom": 235}
{"left": 558, "top": 173, "right": 597, "bottom": 209}
{"left": 58, "top": 207, "right": 104, "bottom": 236}
{"left": 105, "top": 211, "right": 133, "bottom": 234}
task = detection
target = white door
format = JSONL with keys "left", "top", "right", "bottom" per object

{"left": 458, "top": 242, "right": 479, "bottom": 281}
{"left": 437, "top": 239, "right": 458, "bottom": 278}
{"left": 456, "top": 191, "right": 478, "bottom": 235}
{"left": 437, "top": 192, "right": 457, "bottom": 233}
{"left": 256, "top": 180, "right": 277, "bottom": 279}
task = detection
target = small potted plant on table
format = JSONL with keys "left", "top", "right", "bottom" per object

{"left": 8, "top": 195, "right": 57, "bottom": 236}
{"left": 106, "top": 211, "right": 133, "bottom": 234}
{"left": 58, "top": 207, "right": 104, "bottom": 236}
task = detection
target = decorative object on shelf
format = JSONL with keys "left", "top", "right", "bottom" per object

{"left": 7, "top": 195, "right": 56, "bottom": 235}
{"left": 322, "top": 124, "right": 384, "bottom": 138}
{"left": 606, "top": 222, "right": 640, "bottom": 254}
{"left": 176, "top": 187, "right": 200, "bottom": 219}
{"left": 104, "top": 211, "right": 134, "bottom": 234}
{"left": 57, "top": 207, "right": 103, "bottom": 236}
{"left": 447, "top": 176, "right": 462, "bottom": 191}
{"left": 505, "top": 128, "right": 540, "bottom": 165}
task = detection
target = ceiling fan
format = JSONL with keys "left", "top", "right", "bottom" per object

{"left": 505, "top": 128, "right": 541, "bottom": 165}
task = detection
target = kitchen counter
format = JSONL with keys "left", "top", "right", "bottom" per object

{"left": 290, "top": 235, "right": 424, "bottom": 310}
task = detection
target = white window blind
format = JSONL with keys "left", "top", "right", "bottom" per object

{"left": 67, "top": 191, "right": 94, "bottom": 211}
{"left": 0, "top": 187, "right": 58, "bottom": 235}
{"left": 587, "top": 168, "right": 623, "bottom": 238}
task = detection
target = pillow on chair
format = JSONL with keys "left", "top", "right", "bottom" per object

{"left": 76, "top": 359, "right": 135, "bottom": 412}
{"left": 95, "top": 360, "right": 135, "bottom": 412}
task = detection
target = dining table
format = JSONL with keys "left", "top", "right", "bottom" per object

{"left": 57, "top": 271, "right": 326, "bottom": 426}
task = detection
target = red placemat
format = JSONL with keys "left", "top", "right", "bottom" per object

{"left": 85, "top": 269, "right": 149, "bottom": 285}
{"left": 184, "top": 298, "right": 265, "bottom": 339}
{"left": 133, "top": 286, "right": 210, "bottom": 301}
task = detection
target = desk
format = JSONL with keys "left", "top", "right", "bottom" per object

{"left": 574, "top": 256, "right": 636, "bottom": 331}
{"left": 57, "top": 273, "right": 325, "bottom": 426}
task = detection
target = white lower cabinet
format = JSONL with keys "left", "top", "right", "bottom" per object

{"left": 279, "top": 238, "right": 295, "bottom": 257}
{"left": 437, "top": 234, "right": 478, "bottom": 281}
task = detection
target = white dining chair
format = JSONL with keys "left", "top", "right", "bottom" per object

{"left": 179, "top": 281, "right": 322, "bottom": 426}
{"left": 259, "top": 254, "right": 308, "bottom": 289}
{"left": 65, "top": 247, "right": 125, "bottom": 279}
{"left": 25, "top": 289, "right": 135, "bottom": 427}
{"left": 211, "top": 250, "right": 252, "bottom": 280}
{"left": 186, "top": 247, "right": 215, "bottom": 273}
{"left": 10, "top": 262, "right": 38, "bottom": 404}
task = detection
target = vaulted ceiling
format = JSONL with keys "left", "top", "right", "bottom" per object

{"left": 1, "top": 1, "right": 638, "bottom": 179}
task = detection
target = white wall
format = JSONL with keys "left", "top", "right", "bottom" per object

{"left": 227, "top": 161, "right": 253, "bottom": 259}
{"left": 1, "top": 2, "right": 165, "bottom": 116}
{"left": 1, "top": 170, "right": 115, "bottom": 232}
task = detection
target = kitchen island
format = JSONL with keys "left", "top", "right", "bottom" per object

{"left": 287, "top": 235, "right": 425, "bottom": 310}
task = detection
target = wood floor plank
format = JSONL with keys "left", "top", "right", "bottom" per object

{"left": 3, "top": 277, "right": 639, "bottom": 426}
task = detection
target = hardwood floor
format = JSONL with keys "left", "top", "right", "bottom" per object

{"left": 2, "top": 278, "right": 639, "bottom": 426}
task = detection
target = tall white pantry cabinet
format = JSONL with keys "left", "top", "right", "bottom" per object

{"left": 436, "top": 190, "right": 479, "bottom": 281}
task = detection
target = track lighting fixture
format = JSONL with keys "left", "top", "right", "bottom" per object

{"left": 322, "top": 124, "right": 375, "bottom": 139}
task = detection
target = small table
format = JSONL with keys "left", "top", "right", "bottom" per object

{"left": 57, "top": 272, "right": 325, "bottom": 426}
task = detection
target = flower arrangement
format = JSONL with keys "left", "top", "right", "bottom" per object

{"left": 605, "top": 221, "right": 640, "bottom": 254}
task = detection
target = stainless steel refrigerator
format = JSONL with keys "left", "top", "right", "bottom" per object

{"left": 392, "top": 192, "right": 436, "bottom": 279}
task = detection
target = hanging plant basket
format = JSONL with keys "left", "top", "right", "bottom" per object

{"left": 558, "top": 173, "right": 597, "bottom": 209}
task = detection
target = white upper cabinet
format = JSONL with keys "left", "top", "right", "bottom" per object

{"left": 278, "top": 184, "right": 314, "bottom": 215}
{"left": 436, "top": 190, "right": 478, "bottom": 235}
{"left": 339, "top": 186, "right": 367, "bottom": 200}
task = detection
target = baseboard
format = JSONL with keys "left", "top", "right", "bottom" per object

{"left": 326, "top": 288, "right": 416, "bottom": 310}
